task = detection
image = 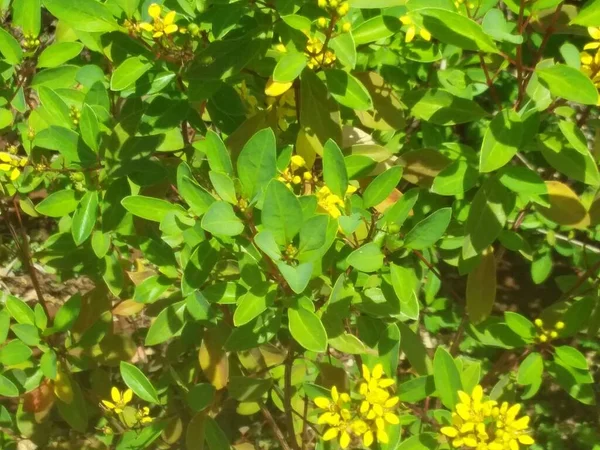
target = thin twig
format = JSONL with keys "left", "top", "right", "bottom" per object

{"left": 261, "top": 405, "right": 292, "bottom": 450}
{"left": 284, "top": 348, "right": 300, "bottom": 450}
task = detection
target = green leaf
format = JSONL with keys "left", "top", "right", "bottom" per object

{"left": 71, "top": 191, "right": 98, "bottom": 245}
{"left": 384, "top": 189, "right": 420, "bottom": 227}
{"left": 277, "top": 262, "right": 313, "bottom": 294}
{"left": 463, "top": 178, "right": 514, "bottom": 258}
{"left": 134, "top": 275, "right": 170, "bottom": 304}
{"left": 237, "top": 128, "right": 277, "bottom": 200}
{"left": 178, "top": 175, "right": 215, "bottom": 216}
{"left": 31, "top": 65, "right": 78, "bottom": 88}
{"left": 499, "top": 166, "right": 547, "bottom": 196}
{"left": 300, "top": 68, "right": 342, "bottom": 146}
{"left": 201, "top": 201, "right": 244, "bottom": 237}
{"left": 554, "top": 346, "right": 589, "bottom": 370}
{"left": 120, "top": 361, "right": 160, "bottom": 404}
{"left": 38, "top": 42, "right": 83, "bottom": 68}
{"left": 289, "top": 305, "right": 328, "bottom": 352}
{"left": 233, "top": 285, "right": 275, "bottom": 327}
{"left": 324, "top": 70, "right": 373, "bottom": 111}
{"left": 539, "top": 133, "right": 600, "bottom": 186}
{"left": 110, "top": 56, "right": 153, "bottom": 91}
{"left": 0, "top": 340, "right": 32, "bottom": 365}
{"left": 466, "top": 248, "right": 496, "bottom": 324}
{"left": 390, "top": 264, "right": 420, "bottom": 320}
{"left": 187, "top": 383, "right": 216, "bottom": 412}
{"left": 229, "top": 376, "right": 272, "bottom": 402}
{"left": 403, "top": 89, "right": 487, "bottom": 126}
{"left": 11, "top": 324, "right": 40, "bottom": 346}
{"left": 273, "top": 52, "right": 307, "bottom": 83}
{"left": 404, "top": 207, "right": 451, "bottom": 250}
{"left": 37, "top": 86, "right": 72, "bottom": 127}
{"left": 181, "top": 241, "right": 219, "bottom": 296}
{"left": 121, "top": 195, "right": 185, "bottom": 222}
{"left": 40, "top": 350, "right": 58, "bottom": 380}
{"left": 432, "top": 347, "right": 462, "bottom": 409}
{"left": 80, "top": 104, "right": 100, "bottom": 152}
{"left": 0, "top": 374, "right": 19, "bottom": 397}
{"left": 254, "top": 231, "right": 282, "bottom": 261}
{"left": 571, "top": 0, "right": 600, "bottom": 27}
{"left": 113, "top": 0, "right": 140, "bottom": 17}
{"left": 281, "top": 14, "right": 312, "bottom": 30}
{"left": 44, "top": 0, "right": 119, "bottom": 32}
{"left": 482, "top": 8, "right": 523, "bottom": 44}
{"left": 209, "top": 171, "right": 237, "bottom": 204}
{"left": 536, "top": 65, "right": 599, "bottom": 105}
{"left": 0, "top": 310, "right": 10, "bottom": 344}
{"left": 329, "top": 32, "right": 357, "bottom": 69}
{"left": 6, "top": 296, "right": 35, "bottom": 325}
{"left": 0, "top": 108, "right": 12, "bottom": 129}
{"left": 0, "top": 27, "right": 22, "bottom": 65}
{"left": 479, "top": 109, "right": 523, "bottom": 173}
{"left": 504, "top": 312, "right": 536, "bottom": 340}
{"left": 517, "top": 352, "right": 543, "bottom": 385}
{"left": 323, "top": 139, "right": 348, "bottom": 198}
{"left": 347, "top": 243, "right": 384, "bottom": 273}
{"left": 262, "top": 180, "right": 303, "bottom": 245}
{"left": 363, "top": 166, "right": 403, "bottom": 208}
{"left": 432, "top": 160, "right": 478, "bottom": 196}
{"left": 418, "top": 8, "right": 499, "bottom": 53}
{"left": 145, "top": 301, "right": 186, "bottom": 346}
{"left": 352, "top": 15, "right": 401, "bottom": 45}
{"left": 349, "top": 0, "right": 404, "bottom": 7}
{"left": 398, "top": 376, "right": 436, "bottom": 403}
{"left": 199, "top": 131, "right": 233, "bottom": 175}
{"left": 46, "top": 294, "right": 82, "bottom": 335}
{"left": 91, "top": 231, "right": 111, "bottom": 258}
{"left": 396, "top": 433, "right": 439, "bottom": 450}
{"left": 12, "top": 0, "right": 41, "bottom": 36}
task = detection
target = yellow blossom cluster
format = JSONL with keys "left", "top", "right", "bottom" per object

{"left": 101, "top": 387, "right": 153, "bottom": 426}
{"left": 534, "top": 318, "right": 564, "bottom": 343}
{"left": 0, "top": 146, "right": 27, "bottom": 181}
{"left": 399, "top": 14, "right": 431, "bottom": 43}
{"left": 316, "top": 184, "right": 356, "bottom": 219}
{"left": 21, "top": 33, "right": 40, "bottom": 50}
{"left": 317, "top": 0, "right": 349, "bottom": 17}
{"left": 305, "top": 36, "right": 336, "bottom": 69}
{"left": 278, "top": 155, "right": 312, "bottom": 187}
{"left": 454, "top": 0, "right": 476, "bottom": 10}
{"left": 440, "top": 385, "right": 534, "bottom": 450}
{"left": 139, "top": 4, "right": 178, "bottom": 38}
{"left": 314, "top": 364, "right": 400, "bottom": 449}
{"left": 581, "top": 27, "right": 600, "bottom": 104}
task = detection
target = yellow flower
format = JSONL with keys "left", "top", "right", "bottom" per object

{"left": 137, "top": 406, "right": 153, "bottom": 424}
{"left": 101, "top": 387, "right": 133, "bottom": 414}
{"left": 314, "top": 386, "right": 351, "bottom": 425}
{"left": 316, "top": 185, "right": 356, "bottom": 218}
{"left": 0, "top": 152, "right": 27, "bottom": 181}
{"left": 585, "top": 27, "right": 600, "bottom": 51}
{"left": 291, "top": 155, "right": 305, "bottom": 169}
{"left": 534, "top": 317, "right": 565, "bottom": 343}
{"left": 139, "top": 3, "right": 178, "bottom": 38}
{"left": 322, "top": 418, "right": 352, "bottom": 449}
{"left": 304, "top": 35, "right": 336, "bottom": 69}
{"left": 400, "top": 15, "right": 431, "bottom": 43}
{"left": 490, "top": 402, "right": 535, "bottom": 450}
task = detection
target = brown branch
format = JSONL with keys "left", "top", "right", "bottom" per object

{"left": 479, "top": 53, "right": 502, "bottom": 109}
{"left": 284, "top": 349, "right": 300, "bottom": 450}
{"left": 260, "top": 405, "right": 292, "bottom": 450}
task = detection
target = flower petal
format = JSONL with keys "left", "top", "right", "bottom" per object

{"left": 111, "top": 387, "right": 121, "bottom": 403}
{"left": 164, "top": 10, "right": 176, "bottom": 25}
{"left": 471, "top": 385, "right": 483, "bottom": 403}
{"left": 139, "top": 22, "right": 154, "bottom": 32}
{"left": 123, "top": 389, "right": 133, "bottom": 404}
{"left": 372, "top": 364, "right": 383, "bottom": 380}
{"left": 363, "top": 430, "right": 374, "bottom": 447}
{"left": 164, "top": 24, "right": 178, "bottom": 34}
{"left": 405, "top": 25, "right": 416, "bottom": 43}
{"left": 339, "top": 431, "right": 351, "bottom": 449}
{"left": 10, "top": 168, "right": 20, "bottom": 180}
{"left": 331, "top": 386, "right": 339, "bottom": 403}
{"left": 518, "top": 435, "right": 535, "bottom": 445}
{"left": 148, "top": 3, "right": 161, "bottom": 19}
{"left": 153, "top": 31, "right": 164, "bottom": 38}
{"left": 441, "top": 426, "right": 459, "bottom": 438}
{"left": 588, "top": 27, "right": 600, "bottom": 40}
{"left": 102, "top": 400, "right": 116, "bottom": 409}
{"left": 322, "top": 427, "right": 339, "bottom": 441}
{"left": 314, "top": 397, "right": 331, "bottom": 409}
{"left": 384, "top": 413, "right": 399, "bottom": 424}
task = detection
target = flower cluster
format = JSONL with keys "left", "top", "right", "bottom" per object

{"left": 305, "top": 36, "right": 337, "bottom": 69}
{"left": 101, "top": 386, "right": 154, "bottom": 427}
{"left": 316, "top": 184, "right": 356, "bottom": 219}
{"left": 534, "top": 318, "right": 564, "bottom": 343}
{"left": 0, "top": 146, "right": 27, "bottom": 181}
{"left": 139, "top": 4, "right": 178, "bottom": 38}
{"left": 581, "top": 27, "right": 600, "bottom": 104}
{"left": 399, "top": 14, "right": 431, "bottom": 43}
{"left": 315, "top": 364, "right": 400, "bottom": 449}
{"left": 21, "top": 33, "right": 40, "bottom": 50}
{"left": 277, "top": 155, "right": 312, "bottom": 187}
{"left": 440, "top": 385, "right": 534, "bottom": 450}
{"left": 70, "top": 106, "right": 81, "bottom": 126}
{"left": 317, "top": 0, "right": 349, "bottom": 18}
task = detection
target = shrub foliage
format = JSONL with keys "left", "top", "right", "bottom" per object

{"left": 0, "top": 0, "right": 600, "bottom": 449}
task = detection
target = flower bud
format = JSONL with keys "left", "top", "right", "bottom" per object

{"left": 317, "top": 17, "right": 328, "bottom": 28}
{"left": 555, "top": 321, "right": 565, "bottom": 330}
{"left": 534, "top": 318, "right": 543, "bottom": 327}
{"left": 342, "top": 22, "right": 351, "bottom": 33}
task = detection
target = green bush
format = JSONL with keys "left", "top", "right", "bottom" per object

{"left": 0, "top": 0, "right": 600, "bottom": 448}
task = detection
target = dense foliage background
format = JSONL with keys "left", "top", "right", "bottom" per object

{"left": 1, "top": 0, "right": 600, "bottom": 449}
